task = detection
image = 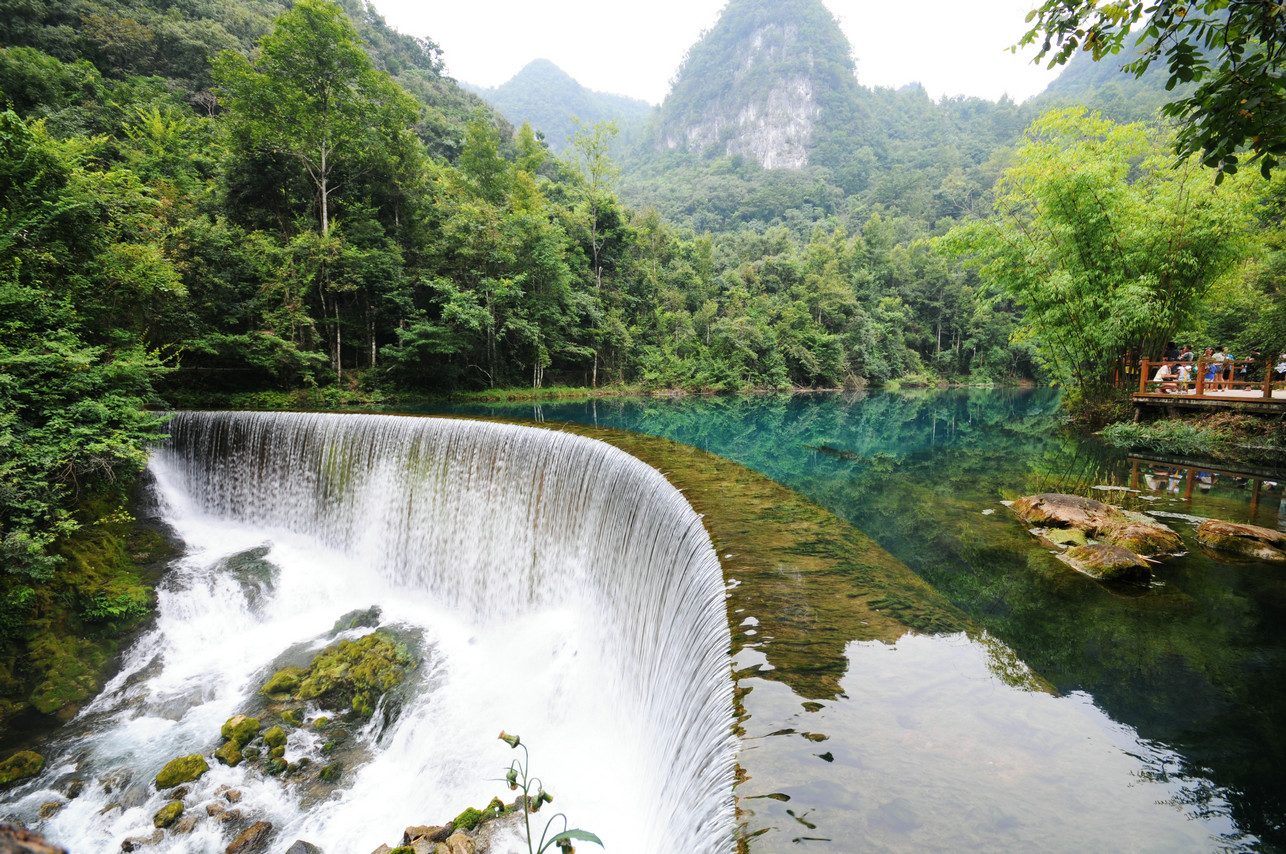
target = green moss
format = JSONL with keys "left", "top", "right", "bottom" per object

{"left": 312, "top": 716, "right": 330, "bottom": 730}
{"left": 214, "top": 740, "right": 243, "bottom": 767}
{"left": 265, "top": 758, "right": 287, "bottom": 776}
{"left": 260, "top": 667, "right": 306, "bottom": 700}
{"left": 0, "top": 750, "right": 45, "bottom": 785}
{"left": 0, "top": 486, "right": 175, "bottom": 722}
{"left": 319, "top": 762, "right": 342, "bottom": 783}
{"left": 388, "top": 848, "right": 415, "bottom": 854}
{"left": 281, "top": 708, "right": 303, "bottom": 727}
{"left": 221, "top": 715, "right": 261, "bottom": 747}
{"left": 155, "top": 754, "right": 209, "bottom": 789}
{"left": 263, "top": 725, "right": 286, "bottom": 748}
{"left": 452, "top": 806, "right": 484, "bottom": 831}
{"left": 270, "top": 746, "right": 285, "bottom": 759}
{"left": 153, "top": 801, "right": 184, "bottom": 828}
{"left": 294, "top": 632, "right": 414, "bottom": 716}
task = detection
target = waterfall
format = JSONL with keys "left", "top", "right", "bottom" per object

{"left": 10, "top": 412, "right": 737, "bottom": 854}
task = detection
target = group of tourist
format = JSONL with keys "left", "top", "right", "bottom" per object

{"left": 1149, "top": 343, "right": 1277, "bottom": 393}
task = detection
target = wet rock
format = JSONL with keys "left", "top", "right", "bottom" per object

{"left": 120, "top": 830, "right": 162, "bottom": 851}
{"left": 155, "top": 755, "right": 208, "bottom": 790}
{"left": 1197, "top": 520, "right": 1286, "bottom": 561}
{"left": 318, "top": 762, "right": 342, "bottom": 783}
{"left": 207, "top": 804, "right": 226, "bottom": 817}
{"left": 294, "top": 633, "right": 415, "bottom": 719}
{"left": 260, "top": 668, "right": 306, "bottom": 701}
{"left": 0, "top": 823, "right": 68, "bottom": 854}
{"left": 281, "top": 709, "right": 304, "bottom": 727}
{"left": 153, "top": 801, "right": 184, "bottom": 828}
{"left": 283, "top": 843, "right": 323, "bottom": 854}
{"left": 1098, "top": 515, "right": 1183, "bottom": 556}
{"left": 173, "top": 816, "right": 198, "bottom": 835}
{"left": 170, "top": 786, "right": 189, "bottom": 800}
{"left": 265, "top": 758, "right": 287, "bottom": 776}
{"left": 38, "top": 801, "right": 63, "bottom": 819}
{"left": 214, "top": 741, "right": 243, "bottom": 767}
{"left": 1060, "top": 544, "right": 1152, "bottom": 583}
{"left": 63, "top": 780, "right": 83, "bottom": 799}
{"left": 224, "top": 789, "right": 243, "bottom": 803}
{"left": 225, "top": 820, "right": 273, "bottom": 854}
{"left": 332, "top": 606, "right": 382, "bottom": 634}
{"left": 1011, "top": 493, "right": 1115, "bottom": 531}
{"left": 402, "top": 826, "right": 450, "bottom": 846}
{"left": 442, "top": 832, "right": 475, "bottom": 854}
{"left": 216, "top": 808, "right": 243, "bottom": 826}
{"left": 0, "top": 751, "right": 45, "bottom": 786}
{"left": 221, "top": 715, "right": 262, "bottom": 747}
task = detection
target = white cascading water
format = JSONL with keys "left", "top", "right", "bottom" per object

{"left": 6, "top": 412, "right": 737, "bottom": 854}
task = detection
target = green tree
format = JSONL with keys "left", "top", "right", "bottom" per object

{"left": 1020, "top": 0, "right": 1286, "bottom": 180}
{"left": 213, "top": 0, "right": 419, "bottom": 380}
{"left": 939, "top": 108, "right": 1256, "bottom": 411}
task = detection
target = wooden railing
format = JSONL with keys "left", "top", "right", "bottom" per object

{"left": 1137, "top": 357, "right": 1276, "bottom": 398}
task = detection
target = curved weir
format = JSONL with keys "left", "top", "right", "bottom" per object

{"left": 17, "top": 412, "right": 737, "bottom": 853}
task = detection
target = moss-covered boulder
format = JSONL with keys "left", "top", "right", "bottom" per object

{"left": 263, "top": 726, "right": 287, "bottom": 749}
{"left": 214, "top": 740, "right": 243, "bottom": 767}
{"left": 1197, "top": 520, "right": 1286, "bottom": 561}
{"left": 260, "top": 667, "right": 306, "bottom": 701}
{"left": 1060, "top": 544, "right": 1152, "bottom": 583}
{"left": 153, "top": 801, "right": 184, "bottom": 828}
{"left": 293, "top": 632, "right": 414, "bottom": 717}
{"left": 221, "top": 715, "right": 261, "bottom": 747}
{"left": 1098, "top": 515, "right": 1183, "bottom": 556}
{"left": 155, "top": 754, "right": 209, "bottom": 790}
{"left": 0, "top": 750, "right": 45, "bottom": 785}
{"left": 1011, "top": 493, "right": 1116, "bottom": 531}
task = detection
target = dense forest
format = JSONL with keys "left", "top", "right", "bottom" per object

{"left": 0, "top": 0, "right": 1283, "bottom": 723}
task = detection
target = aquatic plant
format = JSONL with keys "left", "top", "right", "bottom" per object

{"left": 498, "top": 731, "right": 603, "bottom": 854}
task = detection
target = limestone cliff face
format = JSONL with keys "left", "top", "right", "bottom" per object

{"left": 656, "top": 0, "right": 859, "bottom": 171}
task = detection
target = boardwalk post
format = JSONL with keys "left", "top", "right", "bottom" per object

{"left": 1139, "top": 358, "right": 1150, "bottom": 393}
{"left": 1195, "top": 359, "right": 1206, "bottom": 397}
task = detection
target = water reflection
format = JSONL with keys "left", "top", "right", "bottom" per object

{"left": 417, "top": 389, "right": 1286, "bottom": 851}
{"left": 738, "top": 633, "right": 1251, "bottom": 852}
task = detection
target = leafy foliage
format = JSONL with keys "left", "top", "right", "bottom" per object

{"left": 939, "top": 109, "right": 1257, "bottom": 408}
{"left": 1021, "top": 0, "right": 1286, "bottom": 180}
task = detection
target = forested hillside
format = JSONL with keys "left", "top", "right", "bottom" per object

{"left": 466, "top": 59, "right": 653, "bottom": 152}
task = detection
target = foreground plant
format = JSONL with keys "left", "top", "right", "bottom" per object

{"left": 498, "top": 731, "right": 603, "bottom": 854}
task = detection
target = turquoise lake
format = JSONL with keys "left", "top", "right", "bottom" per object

{"left": 420, "top": 388, "right": 1286, "bottom": 852}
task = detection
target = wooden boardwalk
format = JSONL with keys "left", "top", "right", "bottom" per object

{"left": 1133, "top": 357, "right": 1286, "bottom": 415}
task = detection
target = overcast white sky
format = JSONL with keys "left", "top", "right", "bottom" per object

{"left": 372, "top": 0, "right": 1064, "bottom": 105}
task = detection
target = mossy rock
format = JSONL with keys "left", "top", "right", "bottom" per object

{"left": 221, "top": 715, "right": 261, "bottom": 747}
{"left": 263, "top": 726, "right": 287, "bottom": 749}
{"left": 0, "top": 750, "right": 45, "bottom": 785}
{"left": 260, "top": 667, "right": 306, "bottom": 700}
{"left": 214, "top": 740, "right": 243, "bottom": 767}
{"left": 318, "top": 762, "right": 342, "bottom": 783}
{"left": 270, "top": 746, "right": 286, "bottom": 759}
{"left": 265, "top": 758, "right": 287, "bottom": 776}
{"left": 153, "top": 801, "right": 184, "bottom": 828}
{"left": 1197, "top": 520, "right": 1286, "bottom": 561}
{"left": 293, "top": 632, "right": 414, "bottom": 717}
{"left": 1042, "top": 527, "right": 1088, "bottom": 548}
{"left": 451, "top": 806, "right": 484, "bottom": 831}
{"left": 1099, "top": 516, "right": 1182, "bottom": 556}
{"left": 281, "top": 709, "right": 303, "bottom": 727}
{"left": 312, "top": 716, "right": 329, "bottom": 730}
{"left": 1060, "top": 544, "right": 1152, "bottom": 584}
{"left": 388, "top": 848, "right": 415, "bottom": 854}
{"left": 156, "top": 754, "right": 209, "bottom": 790}
{"left": 331, "top": 606, "right": 381, "bottom": 633}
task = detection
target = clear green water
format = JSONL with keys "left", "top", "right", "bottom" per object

{"left": 419, "top": 388, "right": 1286, "bottom": 852}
